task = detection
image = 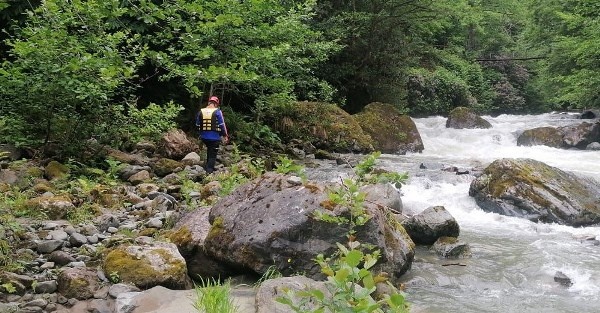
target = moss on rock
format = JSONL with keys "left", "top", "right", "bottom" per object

{"left": 354, "top": 102, "right": 424, "bottom": 154}
{"left": 271, "top": 102, "right": 374, "bottom": 153}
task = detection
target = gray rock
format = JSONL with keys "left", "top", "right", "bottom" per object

{"left": 171, "top": 207, "right": 232, "bottom": 280}
{"left": 586, "top": 142, "right": 600, "bottom": 150}
{"left": 42, "top": 223, "right": 60, "bottom": 230}
{"left": 69, "top": 233, "right": 88, "bottom": 247}
{"left": 0, "top": 303, "right": 19, "bottom": 313}
{"left": 119, "top": 165, "right": 151, "bottom": 181}
{"left": 554, "top": 271, "right": 573, "bottom": 287}
{"left": 49, "top": 230, "right": 69, "bottom": 241}
{"left": 401, "top": 206, "right": 460, "bottom": 245}
{"left": 36, "top": 240, "right": 63, "bottom": 254}
{"left": 33, "top": 280, "right": 58, "bottom": 294}
{"left": 181, "top": 152, "right": 202, "bottom": 166}
{"left": 48, "top": 251, "right": 76, "bottom": 266}
{"left": 80, "top": 224, "right": 100, "bottom": 236}
{"left": 256, "top": 276, "right": 327, "bottom": 313}
{"left": 96, "top": 215, "right": 119, "bottom": 233}
{"left": 109, "top": 284, "right": 141, "bottom": 299}
{"left": 145, "top": 218, "right": 163, "bottom": 229}
{"left": 0, "top": 169, "right": 18, "bottom": 185}
{"left": 40, "top": 262, "right": 55, "bottom": 270}
{"left": 22, "top": 298, "right": 48, "bottom": 308}
{"left": 88, "top": 299, "right": 115, "bottom": 313}
{"left": 87, "top": 234, "right": 99, "bottom": 244}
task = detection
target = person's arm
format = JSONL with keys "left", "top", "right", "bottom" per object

{"left": 217, "top": 110, "right": 229, "bottom": 142}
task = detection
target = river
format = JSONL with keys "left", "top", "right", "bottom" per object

{"left": 380, "top": 113, "right": 600, "bottom": 313}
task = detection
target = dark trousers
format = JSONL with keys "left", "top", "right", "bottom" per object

{"left": 202, "top": 139, "right": 220, "bottom": 174}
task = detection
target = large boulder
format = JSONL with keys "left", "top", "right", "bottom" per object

{"left": 271, "top": 102, "right": 374, "bottom": 153}
{"left": 516, "top": 127, "right": 564, "bottom": 148}
{"left": 559, "top": 122, "right": 600, "bottom": 149}
{"left": 469, "top": 158, "right": 600, "bottom": 226}
{"left": 204, "top": 172, "right": 415, "bottom": 282}
{"left": 354, "top": 102, "right": 424, "bottom": 154}
{"left": 446, "top": 107, "right": 492, "bottom": 129}
{"left": 158, "top": 129, "right": 199, "bottom": 160}
{"left": 517, "top": 122, "right": 600, "bottom": 150}
{"left": 169, "top": 207, "right": 233, "bottom": 280}
{"left": 103, "top": 242, "right": 191, "bottom": 289}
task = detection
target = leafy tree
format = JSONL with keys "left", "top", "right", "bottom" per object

{"left": 524, "top": 0, "right": 600, "bottom": 109}
{"left": 0, "top": 0, "right": 145, "bottom": 158}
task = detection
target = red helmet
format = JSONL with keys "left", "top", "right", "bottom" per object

{"left": 208, "top": 96, "right": 220, "bottom": 105}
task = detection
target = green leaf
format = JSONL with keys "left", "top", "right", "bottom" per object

{"left": 345, "top": 249, "right": 363, "bottom": 268}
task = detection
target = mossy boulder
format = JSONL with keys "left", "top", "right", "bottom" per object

{"left": 26, "top": 196, "right": 75, "bottom": 220}
{"left": 354, "top": 102, "right": 424, "bottom": 154}
{"left": 469, "top": 158, "right": 600, "bottom": 226}
{"left": 517, "top": 127, "right": 564, "bottom": 148}
{"left": 152, "top": 158, "right": 183, "bottom": 177}
{"left": 103, "top": 242, "right": 191, "bottom": 289}
{"left": 44, "top": 160, "right": 69, "bottom": 180}
{"left": 446, "top": 107, "right": 491, "bottom": 129}
{"left": 57, "top": 267, "right": 100, "bottom": 300}
{"left": 272, "top": 102, "right": 374, "bottom": 153}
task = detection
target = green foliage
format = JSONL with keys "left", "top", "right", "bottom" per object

{"left": 194, "top": 277, "right": 238, "bottom": 313}
{"left": 1, "top": 282, "right": 17, "bottom": 294}
{"left": 275, "top": 156, "right": 305, "bottom": 177}
{"left": 120, "top": 102, "right": 184, "bottom": 144}
{"left": 278, "top": 241, "right": 409, "bottom": 313}
{"left": 0, "top": 0, "right": 145, "bottom": 159}
{"left": 109, "top": 271, "right": 120, "bottom": 284}
{"left": 524, "top": 0, "right": 600, "bottom": 109}
{"left": 283, "top": 152, "right": 410, "bottom": 312}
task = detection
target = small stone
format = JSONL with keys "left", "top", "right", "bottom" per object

{"left": 107, "top": 227, "right": 118, "bottom": 234}
{"left": 34, "top": 280, "right": 58, "bottom": 294}
{"left": 63, "top": 225, "right": 76, "bottom": 235}
{"left": 49, "top": 230, "right": 69, "bottom": 241}
{"left": 57, "top": 295, "right": 68, "bottom": 304}
{"left": 108, "top": 283, "right": 140, "bottom": 299}
{"left": 87, "top": 234, "right": 99, "bottom": 244}
{"left": 286, "top": 176, "right": 303, "bottom": 186}
{"left": 45, "top": 303, "right": 57, "bottom": 312}
{"left": 67, "top": 261, "right": 86, "bottom": 268}
{"left": 145, "top": 218, "right": 163, "bottom": 229}
{"left": 48, "top": 251, "right": 76, "bottom": 266}
{"left": 94, "top": 286, "right": 110, "bottom": 299}
{"left": 67, "top": 298, "right": 78, "bottom": 307}
{"left": 23, "top": 298, "right": 48, "bottom": 308}
{"left": 40, "top": 262, "right": 55, "bottom": 270}
{"left": 42, "top": 223, "right": 59, "bottom": 230}
{"left": 69, "top": 233, "right": 88, "bottom": 247}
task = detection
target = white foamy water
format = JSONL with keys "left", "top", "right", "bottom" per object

{"left": 380, "top": 113, "right": 600, "bottom": 312}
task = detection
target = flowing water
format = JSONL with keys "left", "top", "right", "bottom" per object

{"left": 383, "top": 113, "right": 600, "bottom": 313}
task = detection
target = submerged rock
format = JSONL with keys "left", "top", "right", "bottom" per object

{"left": 554, "top": 271, "right": 573, "bottom": 287}
{"left": 431, "top": 236, "right": 471, "bottom": 258}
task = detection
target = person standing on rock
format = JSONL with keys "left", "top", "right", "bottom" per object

{"left": 196, "top": 96, "right": 229, "bottom": 174}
